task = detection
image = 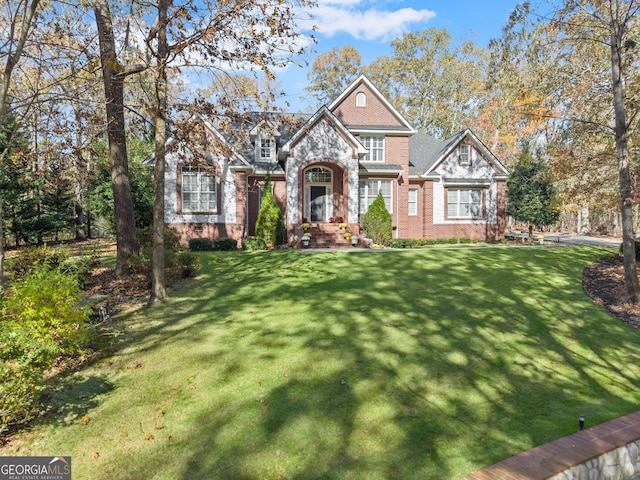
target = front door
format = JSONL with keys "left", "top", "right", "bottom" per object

{"left": 304, "top": 167, "right": 333, "bottom": 222}
{"left": 310, "top": 186, "right": 327, "bottom": 222}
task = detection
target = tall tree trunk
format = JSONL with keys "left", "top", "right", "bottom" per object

{"left": 148, "top": 0, "right": 170, "bottom": 304}
{"left": 610, "top": 0, "right": 639, "bottom": 302}
{"left": 93, "top": 0, "right": 137, "bottom": 276}
{"left": 72, "top": 95, "right": 87, "bottom": 240}
{"left": 0, "top": 0, "right": 41, "bottom": 294}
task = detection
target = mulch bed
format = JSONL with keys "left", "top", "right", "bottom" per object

{"left": 583, "top": 256, "right": 640, "bottom": 329}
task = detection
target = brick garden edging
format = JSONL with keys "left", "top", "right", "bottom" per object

{"left": 462, "top": 411, "right": 640, "bottom": 480}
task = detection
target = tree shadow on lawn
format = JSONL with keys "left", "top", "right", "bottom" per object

{"left": 29, "top": 246, "right": 640, "bottom": 478}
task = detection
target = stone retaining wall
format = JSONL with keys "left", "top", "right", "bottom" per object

{"left": 462, "top": 411, "right": 640, "bottom": 480}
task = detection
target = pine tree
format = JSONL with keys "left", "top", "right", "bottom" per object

{"left": 361, "top": 192, "right": 392, "bottom": 246}
{"left": 506, "top": 146, "right": 560, "bottom": 240}
{"left": 255, "top": 174, "right": 284, "bottom": 247}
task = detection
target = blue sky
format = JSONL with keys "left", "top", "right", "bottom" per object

{"left": 275, "top": 0, "right": 522, "bottom": 111}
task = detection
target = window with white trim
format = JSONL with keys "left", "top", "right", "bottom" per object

{"left": 408, "top": 189, "right": 418, "bottom": 216}
{"left": 447, "top": 188, "right": 482, "bottom": 218}
{"left": 181, "top": 165, "right": 217, "bottom": 213}
{"left": 260, "top": 137, "right": 274, "bottom": 160}
{"left": 361, "top": 135, "right": 384, "bottom": 162}
{"left": 359, "top": 179, "right": 392, "bottom": 214}
{"left": 356, "top": 92, "right": 366, "bottom": 107}
{"left": 459, "top": 144, "right": 471, "bottom": 165}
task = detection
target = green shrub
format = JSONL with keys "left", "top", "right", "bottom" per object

{"left": 214, "top": 237, "right": 238, "bottom": 251}
{"left": 60, "top": 255, "right": 97, "bottom": 289}
{"left": 189, "top": 238, "right": 212, "bottom": 251}
{"left": 459, "top": 237, "right": 471, "bottom": 244}
{"left": 1, "top": 264, "right": 92, "bottom": 432}
{"left": 255, "top": 175, "right": 284, "bottom": 247}
{"left": 127, "top": 226, "right": 200, "bottom": 282}
{"left": 5, "top": 245, "right": 69, "bottom": 278}
{"left": 242, "top": 236, "right": 267, "bottom": 251}
{"left": 361, "top": 192, "right": 392, "bottom": 246}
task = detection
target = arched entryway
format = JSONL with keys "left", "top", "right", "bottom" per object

{"left": 303, "top": 166, "right": 333, "bottom": 222}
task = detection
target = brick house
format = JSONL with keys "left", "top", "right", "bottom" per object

{"left": 163, "top": 75, "right": 508, "bottom": 247}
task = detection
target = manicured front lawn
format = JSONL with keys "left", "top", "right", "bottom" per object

{"left": 4, "top": 246, "right": 640, "bottom": 479}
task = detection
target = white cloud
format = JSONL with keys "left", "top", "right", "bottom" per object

{"left": 300, "top": 1, "right": 436, "bottom": 41}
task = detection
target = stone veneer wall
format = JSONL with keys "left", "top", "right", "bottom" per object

{"left": 462, "top": 411, "right": 640, "bottom": 480}
{"left": 548, "top": 440, "right": 640, "bottom": 480}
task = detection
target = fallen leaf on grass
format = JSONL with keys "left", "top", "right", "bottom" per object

{"left": 156, "top": 410, "right": 164, "bottom": 418}
{"left": 340, "top": 379, "right": 346, "bottom": 385}
{"left": 144, "top": 433, "right": 154, "bottom": 440}
{"left": 91, "top": 452, "right": 99, "bottom": 459}
{"left": 80, "top": 415, "right": 90, "bottom": 425}
{"left": 155, "top": 425, "right": 165, "bottom": 430}
{"left": 163, "top": 434, "right": 172, "bottom": 440}
{"left": 283, "top": 372, "right": 288, "bottom": 378}
{"left": 276, "top": 450, "right": 282, "bottom": 457}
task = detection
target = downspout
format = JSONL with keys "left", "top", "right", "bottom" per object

{"left": 395, "top": 172, "right": 401, "bottom": 239}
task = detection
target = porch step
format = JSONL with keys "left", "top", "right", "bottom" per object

{"left": 300, "top": 224, "right": 359, "bottom": 249}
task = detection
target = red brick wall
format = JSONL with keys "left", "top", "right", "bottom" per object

{"left": 332, "top": 84, "right": 405, "bottom": 127}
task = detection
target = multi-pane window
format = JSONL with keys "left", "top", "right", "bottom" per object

{"left": 305, "top": 167, "right": 332, "bottom": 183}
{"left": 447, "top": 188, "right": 482, "bottom": 218}
{"left": 459, "top": 144, "right": 471, "bottom": 165}
{"left": 408, "top": 189, "right": 418, "bottom": 216}
{"left": 181, "top": 165, "right": 217, "bottom": 213}
{"left": 260, "top": 137, "right": 273, "bottom": 159}
{"left": 361, "top": 135, "right": 384, "bottom": 162}
{"left": 359, "top": 179, "right": 392, "bottom": 213}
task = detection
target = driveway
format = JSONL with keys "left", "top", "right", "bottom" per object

{"left": 509, "top": 232, "right": 621, "bottom": 248}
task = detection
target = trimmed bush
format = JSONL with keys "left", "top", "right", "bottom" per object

{"left": 255, "top": 175, "right": 284, "bottom": 247}
{"left": 189, "top": 238, "right": 212, "bottom": 251}
{"left": 361, "top": 192, "right": 392, "bottom": 246}
{"left": 242, "top": 236, "right": 267, "bottom": 251}
{"left": 214, "top": 237, "right": 238, "bottom": 251}
{"left": 1, "top": 264, "right": 92, "bottom": 433}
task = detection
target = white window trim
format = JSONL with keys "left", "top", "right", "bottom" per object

{"left": 356, "top": 92, "right": 366, "bottom": 107}
{"left": 181, "top": 165, "right": 217, "bottom": 213}
{"left": 447, "top": 187, "right": 483, "bottom": 219}
{"left": 361, "top": 135, "right": 385, "bottom": 162}
{"left": 257, "top": 134, "right": 275, "bottom": 162}
{"left": 408, "top": 189, "right": 418, "bottom": 216}
{"left": 359, "top": 179, "right": 393, "bottom": 214}
{"left": 459, "top": 144, "right": 471, "bottom": 166}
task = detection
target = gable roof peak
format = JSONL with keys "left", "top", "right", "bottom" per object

{"left": 328, "top": 74, "right": 416, "bottom": 133}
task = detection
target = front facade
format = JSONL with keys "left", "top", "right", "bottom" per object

{"left": 164, "top": 75, "right": 508, "bottom": 247}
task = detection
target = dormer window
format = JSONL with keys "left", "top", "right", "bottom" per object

{"left": 459, "top": 144, "right": 471, "bottom": 166}
{"left": 260, "top": 137, "right": 273, "bottom": 159}
{"left": 257, "top": 135, "right": 275, "bottom": 162}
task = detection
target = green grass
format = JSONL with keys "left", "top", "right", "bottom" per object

{"left": 4, "top": 246, "right": 640, "bottom": 479}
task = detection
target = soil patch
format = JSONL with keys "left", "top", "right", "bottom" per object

{"left": 583, "top": 256, "right": 640, "bottom": 329}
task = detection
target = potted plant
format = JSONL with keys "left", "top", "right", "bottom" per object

{"left": 329, "top": 216, "right": 335, "bottom": 223}
{"left": 344, "top": 232, "right": 352, "bottom": 241}
{"left": 339, "top": 222, "right": 347, "bottom": 230}
{"left": 336, "top": 215, "right": 344, "bottom": 223}
{"left": 301, "top": 222, "right": 310, "bottom": 231}
{"left": 301, "top": 232, "right": 311, "bottom": 247}
{"left": 350, "top": 235, "right": 358, "bottom": 246}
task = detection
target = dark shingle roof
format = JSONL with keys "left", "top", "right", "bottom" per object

{"left": 408, "top": 131, "right": 467, "bottom": 176}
